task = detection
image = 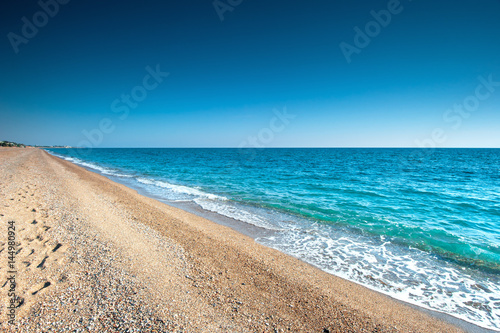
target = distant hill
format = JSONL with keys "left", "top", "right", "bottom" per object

{"left": 0, "top": 141, "right": 73, "bottom": 148}
{"left": 0, "top": 141, "right": 26, "bottom": 148}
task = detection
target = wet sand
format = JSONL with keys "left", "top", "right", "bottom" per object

{"left": 0, "top": 148, "right": 463, "bottom": 332}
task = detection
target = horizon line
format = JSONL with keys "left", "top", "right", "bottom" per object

{"left": 39, "top": 146, "right": 500, "bottom": 149}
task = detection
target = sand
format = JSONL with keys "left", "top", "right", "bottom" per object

{"left": 0, "top": 148, "right": 463, "bottom": 332}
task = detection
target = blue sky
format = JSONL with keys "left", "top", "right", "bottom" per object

{"left": 1, "top": 0, "right": 499, "bottom": 147}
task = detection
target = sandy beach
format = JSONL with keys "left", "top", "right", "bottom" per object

{"left": 0, "top": 148, "right": 463, "bottom": 332}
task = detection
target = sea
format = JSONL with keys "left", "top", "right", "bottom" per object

{"left": 46, "top": 148, "right": 500, "bottom": 330}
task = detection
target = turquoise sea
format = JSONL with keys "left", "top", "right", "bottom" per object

{"left": 47, "top": 148, "right": 500, "bottom": 330}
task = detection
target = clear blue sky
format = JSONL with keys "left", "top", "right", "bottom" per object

{"left": 1, "top": 0, "right": 499, "bottom": 147}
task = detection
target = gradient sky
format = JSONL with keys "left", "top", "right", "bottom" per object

{"left": 1, "top": 0, "right": 499, "bottom": 147}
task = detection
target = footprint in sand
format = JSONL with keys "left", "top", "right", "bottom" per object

{"left": 36, "top": 256, "right": 49, "bottom": 269}
{"left": 19, "top": 219, "right": 67, "bottom": 272}
{"left": 30, "top": 281, "right": 52, "bottom": 295}
{"left": 52, "top": 243, "right": 62, "bottom": 252}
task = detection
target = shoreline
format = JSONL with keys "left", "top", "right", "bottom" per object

{"left": 47, "top": 149, "right": 499, "bottom": 333}
{"left": 0, "top": 148, "right": 479, "bottom": 332}
{"left": 179, "top": 192, "right": 496, "bottom": 333}
{"left": 95, "top": 182, "right": 500, "bottom": 333}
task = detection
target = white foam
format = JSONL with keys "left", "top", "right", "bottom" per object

{"left": 259, "top": 225, "right": 500, "bottom": 330}
{"left": 136, "top": 177, "right": 226, "bottom": 201}
{"left": 135, "top": 178, "right": 285, "bottom": 230}
{"left": 44, "top": 149, "right": 500, "bottom": 330}
{"left": 194, "top": 198, "right": 284, "bottom": 231}
{"left": 48, "top": 151, "right": 134, "bottom": 178}
{"left": 134, "top": 176, "right": 286, "bottom": 231}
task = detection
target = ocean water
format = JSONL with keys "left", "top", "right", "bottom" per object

{"left": 46, "top": 148, "right": 500, "bottom": 330}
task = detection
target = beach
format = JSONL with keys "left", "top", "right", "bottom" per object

{"left": 0, "top": 148, "right": 463, "bottom": 332}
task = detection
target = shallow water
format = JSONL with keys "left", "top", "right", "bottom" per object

{"left": 47, "top": 148, "right": 500, "bottom": 330}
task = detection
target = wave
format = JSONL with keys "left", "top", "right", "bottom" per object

{"left": 194, "top": 198, "right": 284, "bottom": 231}
{"left": 49, "top": 150, "right": 282, "bottom": 231}
{"left": 45, "top": 148, "right": 500, "bottom": 330}
{"left": 49, "top": 152, "right": 134, "bottom": 178}
{"left": 261, "top": 225, "right": 500, "bottom": 330}
{"left": 136, "top": 177, "right": 226, "bottom": 201}
{"left": 135, "top": 177, "right": 284, "bottom": 230}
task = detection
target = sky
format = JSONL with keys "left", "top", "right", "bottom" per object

{"left": 1, "top": 0, "right": 499, "bottom": 148}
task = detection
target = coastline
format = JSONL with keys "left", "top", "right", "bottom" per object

{"left": 0, "top": 148, "right": 470, "bottom": 332}
{"left": 71, "top": 153, "right": 500, "bottom": 333}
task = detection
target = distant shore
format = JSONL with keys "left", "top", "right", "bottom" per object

{"left": 1, "top": 148, "right": 464, "bottom": 332}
